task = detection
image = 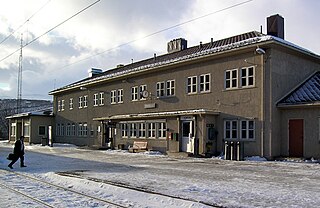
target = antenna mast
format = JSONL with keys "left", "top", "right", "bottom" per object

{"left": 17, "top": 33, "right": 23, "bottom": 114}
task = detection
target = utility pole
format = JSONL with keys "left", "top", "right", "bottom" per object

{"left": 17, "top": 33, "right": 23, "bottom": 114}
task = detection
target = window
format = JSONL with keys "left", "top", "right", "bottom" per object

{"left": 224, "top": 120, "right": 238, "bottom": 140}
{"left": 131, "top": 86, "right": 138, "bottom": 101}
{"left": 61, "top": 100, "right": 65, "bottom": 111}
{"left": 79, "top": 97, "right": 83, "bottom": 108}
{"left": 158, "top": 122, "right": 167, "bottom": 139}
{"left": 99, "top": 92, "right": 104, "bottom": 105}
{"left": 93, "top": 94, "right": 99, "bottom": 106}
{"left": 166, "top": 80, "right": 175, "bottom": 96}
{"left": 139, "top": 85, "right": 147, "bottom": 100}
{"left": 23, "top": 122, "right": 30, "bottom": 137}
{"left": 39, "top": 126, "right": 46, "bottom": 136}
{"left": 11, "top": 123, "right": 16, "bottom": 136}
{"left": 71, "top": 123, "right": 76, "bottom": 136}
{"left": 156, "top": 82, "right": 165, "bottom": 98}
{"left": 148, "top": 123, "right": 156, "bottom": 138}
{"left": 58, "top": 100, "right": 61, "bottom": 112}
{"left": 139, "top": 123, "right": 146, "bottom": 138}
{"left": 121, "top": 123, "right": 128, "bottom": 138}
{"left": 66, "top": 123, "right": 71, "bottom": 136}
{"left": 111, "top": 90, "right": 116, "bottom": 104}
{"left": 83, "top": 123, "right": 88, "bottom": 136}
{"left": 130, "top": 123, "right": 137, "bottom": 138}
{"left": 241, "top": 66, "right": 255, "bottom": 87}
{"left": 241, "top": 120, "right": 255, "bottom": 140}
{"left": 118, "top": 89, "right": 123, "bottom": 103}
{"left": 83, "top": 95, "right": 88, "bottom": 108}
{"left": 187, "top": 76, "right": 197, "bottom": 94}
{"left": 69, "top": 98, "right": 73, "bottom": 110}
{"left": 225, "top": 69, "right": 238, "bottom": 89}
{"left": 199, "top": 74, "right": 211, "bottom": 93}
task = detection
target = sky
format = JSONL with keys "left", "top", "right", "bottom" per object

{"left": 0, "top": 0, "right": 319, "bottom": 100}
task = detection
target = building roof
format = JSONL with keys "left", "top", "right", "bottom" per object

{"left": 50, "top": 31, "right": 320, "bottom": 95}
{"left": 277, "top": 71, "right": 320, "bottom": 107}
{"left": 6, "top": 108, "right": 53, "bottom": 119}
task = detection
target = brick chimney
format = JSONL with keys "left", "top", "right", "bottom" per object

{"left": 267, "top": 14, "right": 284, "bottom": 39}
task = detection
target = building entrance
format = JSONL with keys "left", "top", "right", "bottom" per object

{"left": 181, "top": 120, "right": 194, "bottom": 153}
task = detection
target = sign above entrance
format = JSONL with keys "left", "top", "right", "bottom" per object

{"left": 180, "top": 116, "right": 195, "bottom": 121}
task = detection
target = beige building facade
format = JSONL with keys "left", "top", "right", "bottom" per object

{"left": 49, "top": 15, "right": 320, "bottom": 159}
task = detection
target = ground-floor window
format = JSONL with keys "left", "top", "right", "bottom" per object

{"left": 224, "top": 119, "right": 255, "bottom": 141}
{"left": 38, "top": 126, "right": 46, "bottom": 136}
{"left": 11, "top": 123, "right": 16, "bottom": 136}
{"left": 120, "top": 120, "right": 166, "bottom": 139}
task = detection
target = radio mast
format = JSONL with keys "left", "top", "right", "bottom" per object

{"left": 17, "top": 33, "right": 23, "bottom": 114}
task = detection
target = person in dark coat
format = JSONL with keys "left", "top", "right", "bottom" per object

{"left": 8, "top": 136, "right": 27, "bottom": 169}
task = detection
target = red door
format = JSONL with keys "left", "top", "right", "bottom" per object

{"left": 288, "top": 119, "right": 304, "bottom": 157}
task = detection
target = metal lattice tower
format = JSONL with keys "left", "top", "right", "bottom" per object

{"left": 17, "top": 34, "right": 23, "bottom": 114}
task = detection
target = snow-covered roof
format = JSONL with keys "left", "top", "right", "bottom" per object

{"left": 93, "top": 109, "right": 219, "bottom": 120}
{"left": 6, "top": 107, "right": 53, "bottom": 119}
{"left": 277, "top": 71, "right": 320, "bottom": 107}
{"left": 50, "top": 31, "right": 320, "bottom": 95}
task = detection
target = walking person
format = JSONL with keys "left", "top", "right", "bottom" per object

{"left": 8, "top": 136, "right": 27, "bottom": 169}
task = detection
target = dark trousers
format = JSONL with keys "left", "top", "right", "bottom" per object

{"left": 9, "top": 154, "right": 24, "bottom": 167}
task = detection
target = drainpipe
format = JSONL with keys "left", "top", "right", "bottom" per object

{"left": 260, "top": 52, "right": 265, "bottom": 158}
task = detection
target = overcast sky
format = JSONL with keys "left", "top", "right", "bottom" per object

{"left": 0, "top": 0, "right": 319, "bottom": 100}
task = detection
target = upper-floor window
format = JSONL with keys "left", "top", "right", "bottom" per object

{"left": 69, "top": 98, "right": 73, "bottom": 110}
{"left": 83, "top": 95, "right": 88, "bottom": 108}
{"left": 57, "top": 100, "right": 61, "bottom": 112}
{"left": 199, "top": 74, "right": 211, "bottom": 93}
{"left": 225, "top": 69, "right": 238, "bottom": 89}
{"left": 61, "top": 100, "right": 65, "bottom": 111}
{"left": 156, "top": 82, "right": 165, "bottom": 97}
{"left": 118, "top": 89, "right": 123, "bottom": 103}
{"left": 139, "top": 85, "right": 147, "bottom": 100}
{"left": 93, "top": 94, "right": 99, "bottom": 106}
{"left": 156, "top": 80, "right": 175, "bottom": 98}
{"left": 131, "top": 86, "right": 138, "bottom": 101}
{"left": 111, "top": 90, "right": 116, "bottom": 104}
{"left": 166, "top": 80, "right": 175, "bottom": 96}
{"left": 99, "top": 92, "right": 104, "bottom": 105}
{"left": 187, "top": 76, "right": 197, "bottom": 94}
{"left": 241, "top": 66, "right": 255, "bottom": 87}
{"left": 79, "top": 96, "right": 83, "bottom": 109}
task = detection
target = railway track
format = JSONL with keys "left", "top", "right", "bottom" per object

{"left": 0, "top": 169, "right": 127, "bottom": 208}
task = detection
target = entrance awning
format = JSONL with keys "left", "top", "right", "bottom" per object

{"left": 93, "top": 109, "right": 219, "bottom": 121}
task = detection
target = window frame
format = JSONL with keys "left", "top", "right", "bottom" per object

{"left": 131, "top": 86, "right": 138, "bottom": 101}
{"left": 166, "top": 80, "right": 175, "bottom": 96}
{"left": 241, "top": 66, "right": 255, "bottom": 88}
{"left": 199, "top": 73, "right": 211, "bottom": 93}
{"left": 111, "top": 90, "right": 117, "bottom": 104}
{"left": 187, "top": 76, "right": 197, "bottom": 94}
{"left": 118, "top": 89, "right": 123, "bottom": 103}
{"left": 93, "top": 93, "right": 99, "bottom": 106}
{"left": 225, "top": 69, "right": 238, "bottom": 90}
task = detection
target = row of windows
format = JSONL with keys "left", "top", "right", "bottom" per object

{"left": 121, "top": 122, "right": 167, "bottom": 139}
{"left": 224, "top": 119, "right": 255, "bottom": 140}
{"left": 57, "top": 66, "right": 255, "bottom": 111}
{"left": 56, "top": 123, "right": 88, "bottom": 137}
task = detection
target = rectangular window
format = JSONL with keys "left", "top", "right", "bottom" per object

{"left": 38, "top": 126, "right": 46, "bottom": 136}
{"left": 78, "top": 123, "right": 83, "bottom": 136}
{"left": 241, "top": 66, "right": 255, "bottom": 87}
{"left": 83, "top": 95, "right": 88, "bottom": 108}
{"left": 23, "top": 122, "right": 30, "bottom": 137}
{"left": 66, "top": 123, "right": 71, "bottom": 136}
{"left": 158, "top": 122, "right": 167, "bottom": 139}
{"left": 69, "top": 98, "right": 73, "bottom": 110}
{"left": 187, "top": 76, "right": 197, "bottom": 94}
{"left": 93, "top": 93, "right": 99, "bottom": 106}
{"left": 71, "top": 123, "right": 76, "bottom": 136}
{"left": 61, "top": 100, "right": 65, "bottom": 111}
{"left": 156, "top": 82, "right": 165, "bottom": 98}
{"left": 166, "top": 80, "right": 175, "bottom": 96}
{"left": 138, "top": 123, "right": 146, "bottom": 138}
{"left": 11, "top": 123, "right": 16, "bottom": 136}
{"left": 148, "top": 123, "right": 156, "bottom": 138}
{"left": 130, "top": 123, "right": 137, "bottom": 138}
{"left": 79, "top": 97, "right": 83, "bottom": 109}
{"left": 57, "top": 100, "right": 61, "bottom": 112}
{"left": 240, "top": 120, "right": 255, "bottom": 140}
{"left": 83, "top": 123, "right": 88, "bottom": 136}
{"left": 225, "top": 120, "right": 238, "bottom": 140}
{"left": 118, "top": 89, "right": 123, "bottom": 103}
{"left": 139, "top": 85, "right": 147, "bottom": 100}
{"left": 121, "top": 123, "right": 128, "bottom": 138}
{"left": 99, "top": 92, "right": 104, "bottom": 106}
{"left": 199, "top": 74, "right": 211, "bottom": 93}
{"left": 131, "top": 86, "right": 138, "bottom": 101}
{"left": 111, "top": 90, "right": 116, "bottom": 104}
{"left": 225, "top": 69, "right": 238, "bottom": 89}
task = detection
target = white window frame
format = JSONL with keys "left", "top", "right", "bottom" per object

{"left": 130, "top": 123, "right": 137, "bottom": 138}
{"left": 99, "top": 92, "right": 105, "bottom": 106}
{"left": 11, "top": 123, "right": 16, "bottom": 136}
{"left": 118, "top": 89, "right": 123, "bottom": 103}
{"left": 111, "top": 90, "right": 117, "bottom": 104}
{"left": 83, "top": 95, "right": 88, "bottom": 108}
{"left": 69, "top": 98, "right": 73, "bottom": 110}
{"left": 131, "top": 86, "right": 138, "bottom": 101}
{"left": 121, "top": 123, "right": 128, "bottom": 138}
{"left": 83, "top": 123, "right": 88, "bottom": 136}
{"left": 23, "top": 122, "right": 30, "bottom": 137}
{"left": 199, "top": 73, "right": 211, "bottom": 93}
{"left": 187, "top": 76, "right": 197, "bottom": 94}
{"left": 148, "top": 123, "right": 156, "bottom": 138}
{"left": 139, "top": 85, "right": 147, "bottom": 100}
{"left": 241, "top": 66, "right": 255, "bottom": 88}
{"left": 225, "top": 69, "right": 238, "bottom": 89}
{"left": 224, "top": 120, "right": 238, "bottom": 140}
{"left": 66, "top": 123, "right": 71, "bottom": 136}
{"left": 57, "top": 100, "right": 61, "bottom": 112}
{"left": 240, "top": 120, "right": 255, "bottom": 140}
{"left": 93, "top": 93, "right": 99, "bottom": 106}
{"left": 138, "top": 123, "right": 146, "bottom": 138}
{"left": 156, "top": 82, "right": 165, "bottom": 98}
{"left": 79, "top": 97, "right": 83, "bottom": 109}
{"left": 61, "top": 100, "right": 65, "bottom": 111}
{"left": 158, "top": 122, "right": 167, "bottom": 139}
{"left": 166, "top": 80, "right": 175, "bottom": 96}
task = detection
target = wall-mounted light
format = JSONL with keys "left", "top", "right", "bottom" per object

{"left": 255, "top": 47, "right": 266, "bottom": 55}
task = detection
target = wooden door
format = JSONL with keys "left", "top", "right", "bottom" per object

{"left": 289, "top": 119, "right": 304, "bottom": 157}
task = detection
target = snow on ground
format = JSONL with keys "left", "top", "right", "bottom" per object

{"left": 0, "top": 141, "right": 320, "bottom": 208}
